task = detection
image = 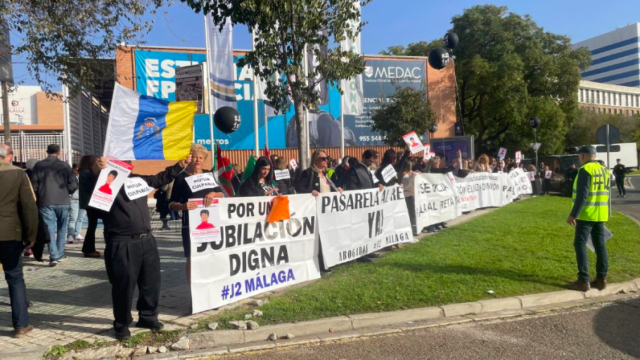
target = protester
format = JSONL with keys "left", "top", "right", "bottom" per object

{"left": 490, "top": 157, "right": 497, "bottom": 172}
{"left": 169, "top": 144, "right": 224, "bottom": 285}
{"left": 239, "top": 157, "right": 279, "bottom": 197}
{"left": 528, "top": 164, "right": 541, "bottom": 195}
{"left": 472, "top": 154, "right": 491, "bottom": 172}
{"left": 0, "top": 144, "right": 38, "bottom": 338}
{"left": 67, "top": 163, "right": 86, "bottom": 244}
{"left": 296, "top": 150, "right": 342, "bottom": 195}
{"left": 613, "top": 159, "right": 626, "bottom": 197}
{"left": 78, "top": 155, "right": 102, "bottom": 258}
{"left": 331, "top": 156, "right": 351, "bottom": 188}
{"left": 542, "top": 165, "right": 552, "bottom": 195}
{"left": 30, "top": 144, "right": 78, "bottom": 267}
{"left": 274, "top": 158, "right": 296, "bottom": 195}
{"left": 375, "top": 149, "right": 410, "bottom": 186}
{"left": 95, "top": 155, "right": 189, "bottom": 340}
{"left": 400, "top": 161, "right": 419, "bottom": 235}
{"left": 345, "top": 150, "right": 380, "bottom": 190}
{"left": 494, "top": 160, "right": 506, "bottom": 173}
{"left": 566, "top": 146, "right": 610, "bottom": 292}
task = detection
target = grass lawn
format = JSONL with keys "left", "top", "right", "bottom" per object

{"left": 206, "top": 196, "right": 640, "bottom": 328}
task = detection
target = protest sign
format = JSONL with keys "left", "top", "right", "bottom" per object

{"left": 190, "top": 194, "right": 320, "bottom": 313}
{"left": 454, "top": 172, "right": 512, "bottom": 212}
{"left": 528, "top": 172, "right": 536, "bottom": 181}
{"left": 289, "top": 159, "right": 298, "bottom": 171}
{"left": 189, "top": 198, "right": 221, "bottom": 243}
{"left": 88, "top": 160, "right": 133, "bottom": 211}
{"left": 545, "top": 170, "right": 552, "bottom": 179}
{"left": 423, "top": 145, "right": 431, "bottom": 160}
{"left": 371, "top": 170, "right": 379, "bottom": 184}
{"left": 124, "top": 177, "right": 153, "bottom": 200}
{"left": 316, "top": 185, "right": 412, "bottom": 268}
{"left": 403, "top": 131, "right": 425, "bottom": 154}
{"left": 185, "top": 172, "right": 218, "bottom": 192}
{"left": 381, "top": 165, "right": 397, "bottom": 184}
{"left": 413, "top": 173, "right": 458, "bottom": 229}
{"left": 515, "top": 151, "right": 522, "bottom": 164}
{"left": 274, "top": 169, "right": 291, "bottom": 181}
{"left": 498, "top": 147, "right": 507, "bottom": 160}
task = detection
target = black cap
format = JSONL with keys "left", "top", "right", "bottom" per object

{"left": 577, "top": 145, "right": 596, "bottom": 154}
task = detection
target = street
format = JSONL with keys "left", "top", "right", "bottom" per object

{"left": 215, "top": 184, "right": 640, "bottom": 360}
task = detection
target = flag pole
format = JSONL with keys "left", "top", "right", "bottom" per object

{"left": 303, "top": 44, "right": 310, "bottom": 160}
{"left": 203, "top": 15, "right": 216, "bottom": 164}
{"left": 264, "top": 103, "right": 269, "bottom": 150}
{"left": 340, "top": 92, "right": 345, "bottom": 159}
{"left": 252, "top": 30, "right": 260, "bottom": 158}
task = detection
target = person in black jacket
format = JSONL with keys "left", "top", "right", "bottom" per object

{"left": 295, "top": 150, "right": 342, "bottom": 195}
{"left": 274, "top": 158, "right": 296, "bottom": 195}
{"left": 30, "top": 144, "right": 78, "bottom": 266}
{"left": 345, "top": 150, "right": 382, "bottom": 191}
{"left": 375, "top": 149, "right": 410, "bottom": 186}
{"left": 331, "top": 156, "right": 351, "bottom": 188}
{"left": 78, "top": 155, "right": 102, "bottom": 258}
{"left": 95, "top": 156, "right": 189, "bottom": 341}
{"left": 239, "top": 157, "right": 279, "bottom": 197}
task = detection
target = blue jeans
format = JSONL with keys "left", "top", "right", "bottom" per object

{"left": 40, "top": 205, "right": 70, "bottom": 261}
{"left": 68, "top": 199, "right": 86, "bottom": 238}
{"left": 0, "top": 241, "right": 29, "bottom": 329}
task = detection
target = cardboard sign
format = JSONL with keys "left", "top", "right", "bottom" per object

{"left": 89, "top": 160, "right": 133, "bottom": 211}
{"left": 289, "top": 159, "right": 298, "bottom": 171}
{"left": 124, "top": 177, "right": 153, "bottom": 200}
{"left": 188, "top": 199, "right": 221, "bottom": 243}
{"left": 381, "top": 165, "right": 398, "bottom": 184}
{"left": 545, "top": 170, "right": 553, "bottom": 179}
{"left": 185, "top": 172, "right": 218, "bottom": 192}
{"left": 498, "top": 147, "right": 507, "bottom": 160}
{"left": 528, "top": 171, "right": 536, "bottom": 181}
{"left": 274, "top": 169, "right": 291, "bottom": 181}
{"left": 515, "top": 151, "right": 522, "bottom": 164}
{"left": 403, "top": 131, "right": 425, "bottom": 154}
{"left": 422, "top": 145, "right": 431, "bottom": 160}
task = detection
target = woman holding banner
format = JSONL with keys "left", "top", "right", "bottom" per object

{"left": 374, "top": 149, "right": 410, "bottom": 186}
{"left": 473, "top": 154, "right": 491, "bottom": 172}
{"left": 169, "top": 144, "right": 224, "bottom": 285}
{"left": 239, "top": 157, "right": 279, "bottom": 197}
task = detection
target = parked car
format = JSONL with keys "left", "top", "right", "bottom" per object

{"left": 537, "top": 155, "right": 581, "bottom": 196}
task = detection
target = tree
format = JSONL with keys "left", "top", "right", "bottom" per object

{"left": 382, "top": 5, "right": 591, "bottom": 157}
{"left": 0, "top": 0, "right": 163, "bottom": 96}
{"left": 379, "top": 39, "right": 441, "bottom": 57}
{"left": 370, "top": 86, "right": 435, "bottom": 148}
{"left": 181, "top": 0, "right": 369, "bottom": 169}
{"left": 567, "top": 108, "right": 640, "bottom": 149}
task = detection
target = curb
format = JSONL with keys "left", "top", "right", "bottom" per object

{"left": 120, "top": 278, "right": 640, "bottom": 360}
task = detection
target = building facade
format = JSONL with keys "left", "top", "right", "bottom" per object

{"left": 573, "top": 23, "right": 640, "bottom": 87}
{"left": 578, "top": 80, "right": 640, "bottom": 116}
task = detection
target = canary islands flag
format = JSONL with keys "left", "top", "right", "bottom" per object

{"left": 104, "top": 83, "right": 197, "bottom": 160}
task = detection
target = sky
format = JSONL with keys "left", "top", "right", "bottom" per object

{"left": 10, "top": 0, "right": 640, "bottom": 88}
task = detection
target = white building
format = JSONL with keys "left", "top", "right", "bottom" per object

{"left": 0, "top": 85, "right": 42, "bottom": 126}
{"left": 573, "top": 23, "right": 640, "bottom": 87}
{"left": 578, "top": 80, "right": 640, "bottom": 116}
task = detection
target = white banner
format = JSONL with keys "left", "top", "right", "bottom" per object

{"left": 413, "top": 173, "right": 458, "bottom": 229}
{"left": 88, "top": 160, "right": 133, "bottom": 211}
{"left": 340, "top": 0, "right": 363, "bottom": 115}
{"left": 455, "top": 172, "right": 513, "bottom": 212}
{"left": 190, "top": 194, "right": 320, "bottom": 313}
{"left": 508, "top": 168, "right": 533, "bottom": 198}
{"left": 316, "top": 185, "right": 413, "bottom": 268}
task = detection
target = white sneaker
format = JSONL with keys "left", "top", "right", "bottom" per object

{"left": 75, "top": 234, "right": 85, "bottom": 242}
{"left": 66, "top": 235, "right": 74, "bottom": 244}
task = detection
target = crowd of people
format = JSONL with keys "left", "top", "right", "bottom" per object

{"left": 0, "top": 142, "right": 560, "bottom": 340}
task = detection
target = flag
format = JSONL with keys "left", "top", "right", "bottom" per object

{"left": 264, "top": 144, "right": 270, "bottom": 159}
{"left": 340, "top": 0, "right": 364, "bottom": 115}
{"left": 216, "top": 145, "right": 235, "bottom": 197}
{"left": 205, "top": 13, "right": 236, "bottom": 110}
{"left": 307, "top": 29, "right": 329, "bottom": 105}
{"left": 243, "top": 155, "right": 257, "bottom": 182}
{"left": 103, "top": 84, "right": 197, "bottom": 160}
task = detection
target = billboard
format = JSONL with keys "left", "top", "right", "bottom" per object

{"left": 134, "top": 50, "right": 427, "bottom": 150}
{"left": 175, "top": 64, "right": 204, "bottom": 113}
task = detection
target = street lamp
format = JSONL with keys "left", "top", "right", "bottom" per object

{"left": 529, "top": 117, "right": 541, "bottom": 168}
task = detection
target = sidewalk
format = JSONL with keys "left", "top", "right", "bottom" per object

{"left": 0, "top": 204, "right": 511, "bottom": 355}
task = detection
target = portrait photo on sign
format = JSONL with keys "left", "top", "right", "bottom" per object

{"left": 188, "top": 199, "right": 221, "bottom": 243}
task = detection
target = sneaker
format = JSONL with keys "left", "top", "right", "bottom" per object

{"left": 58, "top": 255, "right": 69, "bottom": 262}
{"left": 49, "top": 261, "right": 58, "bottom": 268}
{"left": 75, "top": 234, "right": 85, "bottom": 242}
{"left": 590, "top": 278, "right": 607, "bottom": 291}
{"left": 14, "top": 325, "right": 34, "bottom": 338}
{"left": 566, "top": 279, "right": 590, "bottom": 292}
{"left": 66, "top": 235, "right": 74, "bottom": 244}
{"left": 135, "top": 319, "right": 164, "bottom": 332}
{"left": 115, "top": 326, "right": 131, "bottom": 341}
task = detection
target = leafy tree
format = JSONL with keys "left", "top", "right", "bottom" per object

{"left": 381, "top": 5, "right": 591, "bottom": 157}
{"left": 0, "top": 0, "right": 163, "bottom": 95}
{"left": 379, "top": 40, "right": 441, "bottom": 57}
{"left": 370, "top": 86, "right": 435, "bottom": 148}
{"left": 567, "top": 108, "right": 640, "bottom": 149}
{"left": 181, "top": 0, "right": 369, "bottom": 168}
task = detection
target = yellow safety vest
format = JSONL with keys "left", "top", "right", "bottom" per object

{"left": 572, "top": 162, "right": 610, "bottom": 222}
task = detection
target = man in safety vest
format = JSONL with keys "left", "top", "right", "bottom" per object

{"left": 566, "top": 146, "right": 610, "bottom": 292}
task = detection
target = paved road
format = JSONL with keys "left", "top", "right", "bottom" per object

{"left": 223, "top": 298, "right": 640, "bottom": 360}
{"left": 612, "top": 176, "right": 640, "bottom": 221}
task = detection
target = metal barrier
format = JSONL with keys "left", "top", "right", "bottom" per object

{"left": 0, "top": 133, "right": 67, "bottom": 165}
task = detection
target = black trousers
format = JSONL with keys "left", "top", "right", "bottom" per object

{"left": 104, "top": 233, "right": 160, "bottom": 330}
{"left": 616, "top": 177, "right": 626, "bottom": 196}
{"left": 82, "top": 210, "right": 99, "bottom": 254}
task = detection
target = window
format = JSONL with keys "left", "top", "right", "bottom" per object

{"left": 579, "top": 89, "right": 583, "bottom": 102}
